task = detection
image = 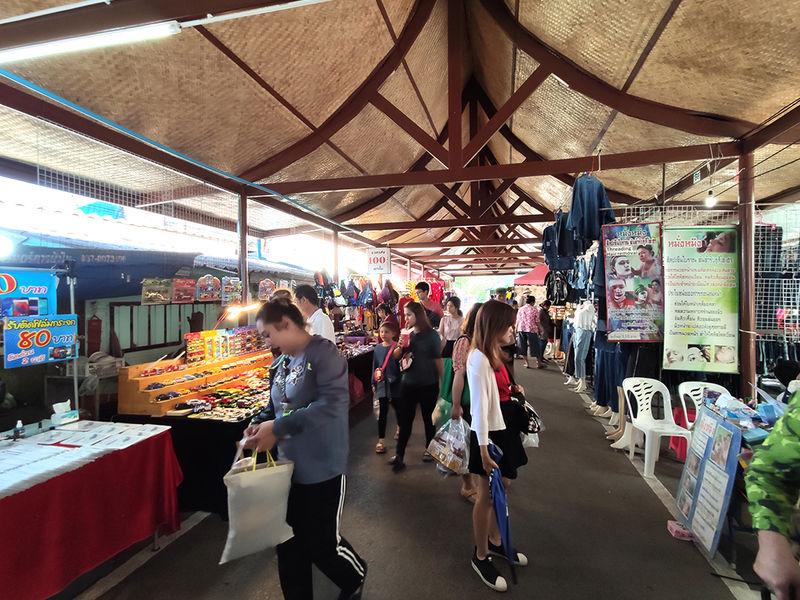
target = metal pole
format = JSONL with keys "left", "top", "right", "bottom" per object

{"left": 68, "top": 276, "right": 79, "bottom": 411}
{"left": 333, "top": 230, "right": 339, "bottom": 284}
{"left": 738, "top": 152, "right": 756, "bottom": 399}
{"left": 237, "top": 192, "right": 250, "bottom": 303}
{"left": 407, "top": 259, "right": 411, "bottom": 281}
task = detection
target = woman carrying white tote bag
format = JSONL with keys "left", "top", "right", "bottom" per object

{"left": 240, "top": 300, "right": 367, "bottom": 600}
{"left": 219, "top": 448, "right": 294, "bottom": 564}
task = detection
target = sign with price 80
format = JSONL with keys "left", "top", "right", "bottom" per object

{"left": 3, "top": 314, "right": 78, "bottom": 369}
{"left": 367, "top": 248, "right": 392, "bottom": 274}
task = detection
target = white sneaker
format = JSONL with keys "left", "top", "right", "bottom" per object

{"left": 472, "top": 552, "right": 508, "bottom": 592}
{"left": 564, "top": 376, "right": 576, "bottom": 385}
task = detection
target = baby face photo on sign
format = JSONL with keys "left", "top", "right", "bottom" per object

{"left": 710, "top": 427, "right": 733, "bottom": 469}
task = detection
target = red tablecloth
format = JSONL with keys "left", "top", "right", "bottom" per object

{"left": 0, "top": 431, "right": 182, "bottom": 600}
{"left": 669, "top": 407, "right": 696, "bottom": 462}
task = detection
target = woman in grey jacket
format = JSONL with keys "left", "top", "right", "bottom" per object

{"left": 244, "top": 300, "right": 367, "bottom": 600}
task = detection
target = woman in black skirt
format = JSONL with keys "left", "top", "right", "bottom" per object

{"left": 466, "top": 300, "right": 528, "bottom": 593}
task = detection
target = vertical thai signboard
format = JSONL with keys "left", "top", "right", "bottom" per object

{"left": 662, "top": 227, "right": 739, "bottom": 373}
{"left": 602, "top": 222, "right": 664, "bottom": 342}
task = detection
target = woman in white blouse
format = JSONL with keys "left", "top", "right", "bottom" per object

{"left": 438, "top": 296, "right": 464, "bottom": 358}
{"left": 466, "top": 300, "right": 528, "bottom": 592}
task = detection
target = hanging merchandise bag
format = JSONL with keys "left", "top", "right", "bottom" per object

{"left": 219, "top": 447, "right": 294, "bottom": 564}
{"left": 426, "top": 418, "right": 470, "bottom": 475}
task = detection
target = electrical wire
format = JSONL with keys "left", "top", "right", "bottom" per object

{"left": 679, "top": 136, "right": 800, "bottom": 203}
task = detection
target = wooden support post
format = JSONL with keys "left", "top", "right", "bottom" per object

{"left": 237, "top": 191, "right": 249, "bottom": 303}
{"left": 738, "top": 152, "right": 756, "bottom": 399}
{"left": 332, "top": 230, "right": 339, "bottom": 285}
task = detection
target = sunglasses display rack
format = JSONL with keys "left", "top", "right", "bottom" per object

{"left": 118, "top": 348, "right": 273, "bottom": 417}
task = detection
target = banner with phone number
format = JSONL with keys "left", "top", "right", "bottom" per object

{"left": 3, "top": 314, "right": 78, "bottom": 369}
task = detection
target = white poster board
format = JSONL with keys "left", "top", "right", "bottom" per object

{"left": 367, "top": 248, "right": 392, "bottom": 274}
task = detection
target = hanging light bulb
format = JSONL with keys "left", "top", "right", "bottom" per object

{"left": 704, "top": 189, "right": 718, "bottom": 208}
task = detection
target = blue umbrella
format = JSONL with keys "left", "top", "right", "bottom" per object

{"left": 488, "top": 443, "right": 517, "bottom": 584}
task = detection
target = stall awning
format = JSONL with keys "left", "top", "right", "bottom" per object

{"left": 514, "top": 265, "right": 549, "bottom": 286}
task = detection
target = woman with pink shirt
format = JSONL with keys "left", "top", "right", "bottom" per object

{"left": 515, "top": 296, "right": 545, "bottom": 369}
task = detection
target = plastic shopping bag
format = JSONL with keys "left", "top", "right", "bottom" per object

{"left": 433, "top": 397, "right": 452, "bottom": 429}
{"left": 426, "top": 418, "right": 470, "bottom": 475}
{"left": 219, "top": 448, "right": 294, "bottom": 564}
{"left": 521, "top": 433, "right": 539, "bottom": 448}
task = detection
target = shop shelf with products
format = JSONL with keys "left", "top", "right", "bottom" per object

{"left": 118, "top": 325, "right": 273, "bottom": 417}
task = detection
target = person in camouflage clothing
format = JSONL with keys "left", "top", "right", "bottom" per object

{"left": 746, "top": 390, "right": 800, "bottom": 600}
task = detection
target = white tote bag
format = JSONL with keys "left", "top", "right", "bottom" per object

{"left": 219, "top": 448, "right": 295, "bottom": 564}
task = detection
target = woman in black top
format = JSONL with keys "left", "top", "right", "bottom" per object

{"left": 389, "top": 301, "right": 443, "bottom": 472}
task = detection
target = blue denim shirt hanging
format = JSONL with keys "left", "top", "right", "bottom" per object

{"left": 566, "top": 174, "right": 616, "bottom": 242}
{"left": 555, "top": 210, "right": 586, "bottom": 258}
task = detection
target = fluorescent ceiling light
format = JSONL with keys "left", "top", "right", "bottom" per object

{"left": 181, "top": 0, "right": 331, "bottom": 27}
{"left": 0, "top": 20, "right": 180, "bottom": 64}
{"left": 552, "top": 74, "right": 570, "bottom": 88}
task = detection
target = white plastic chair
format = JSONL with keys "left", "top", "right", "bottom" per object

{"left": 622, "top": 377, "right": 691, "bottom": 478}
{"left": 677, "top": 382, "right": 731, "bottom": 429}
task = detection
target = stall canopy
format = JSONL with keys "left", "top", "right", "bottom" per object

{"left": 514, "top": 265, "right": 549, "bottom": 286}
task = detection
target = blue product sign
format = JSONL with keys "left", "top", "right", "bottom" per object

{"left": 3, "top": 314, "right": 78, "bottom": 369}
{"left": 0, "top": 269, "right": 58, "bottom": 317}
{"left": 676, "top": 407, "right": 742, "bottom": 557}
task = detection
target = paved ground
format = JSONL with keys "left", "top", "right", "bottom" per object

{"left": 97, "top": 363, "right": 735, "bottom": 600}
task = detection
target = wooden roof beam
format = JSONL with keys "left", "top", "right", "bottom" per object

{"left": 447, "top": 0, "right": 464, "bottom": 168}
{"left": 392, "top": 238, "right": 541, "bottom": 250}
{"left": 267, "top": 142, "right": 740, "bottom": 194}
{"left": 370, "top": 93, "right": 449, "bottom": 166}
{"left": 462, "top": 66, "right": 550, "bottom": 166}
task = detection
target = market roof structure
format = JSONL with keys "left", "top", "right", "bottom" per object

{"left": 0, "top": 0, "right": 798, "bottom": 276}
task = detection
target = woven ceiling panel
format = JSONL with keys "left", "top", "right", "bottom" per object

{"left": 599, "top": 113, "right": 728, "bottom": 154}
{"left": 512, "top": 55, "right": 614, "bottom": 159}
{"left": 467, "top": 0, "right": 517, "bottom": 107}
{"left": 206, "top": 0, "right": 393, "bottom": 127}
{"left": 0, "top": 0, "right": 67, "bottom": 19}
{"left": 401, "top": 0, "right": 452, "bottom": 136}
{"left": 515, "top": 177, "right": 570, "bottom": 212}
{"left": 597, "top": 161, "right": 707, "bottom": 201}
{"left": 515, "top": 0, "right": 674, "bottom": 89}
{"left": 0, "top": 104, "right": 199, "bottom": 193}
{"left": 349, "top": 185, "right": 439, "bottom": 226}
{"left": 7, "top": 29, "right": 311, "bottom": 175}
{"left": 753, "top": 145, "right": 800, "bottom": 201}
{"left": 260, "top": 143, "right": 364, "bottom": 218}
{"left": 379, "top": 67, "right": 438, "bottom": 136}
{"left": 262, "top": 143, "right": 360, "bottom": 185}
{"left": 329, "top": 103, "right": 429, "bottom": 176}
{"left": 628, "top": 0, "right": 800, "bottom": 124}
{"left": 172, "top": 197, "right": 305, "bottom": 231}
{"left": 486, "top": 137, "right": 514, "bottom": 168}
{"left": 379, "top": 0, "right": 416, "bottom": 37}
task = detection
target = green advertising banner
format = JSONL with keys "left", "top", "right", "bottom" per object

{"left": 662, "top": 227, "right": 739, "bottom": 373}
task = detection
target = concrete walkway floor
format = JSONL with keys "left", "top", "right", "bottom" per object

{"left": 91, "top": 363, "right": 738, "bottom": 600}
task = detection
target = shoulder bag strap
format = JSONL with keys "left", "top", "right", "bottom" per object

{"left": 380, "top": 343, "right": 396, "bottom": 371}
